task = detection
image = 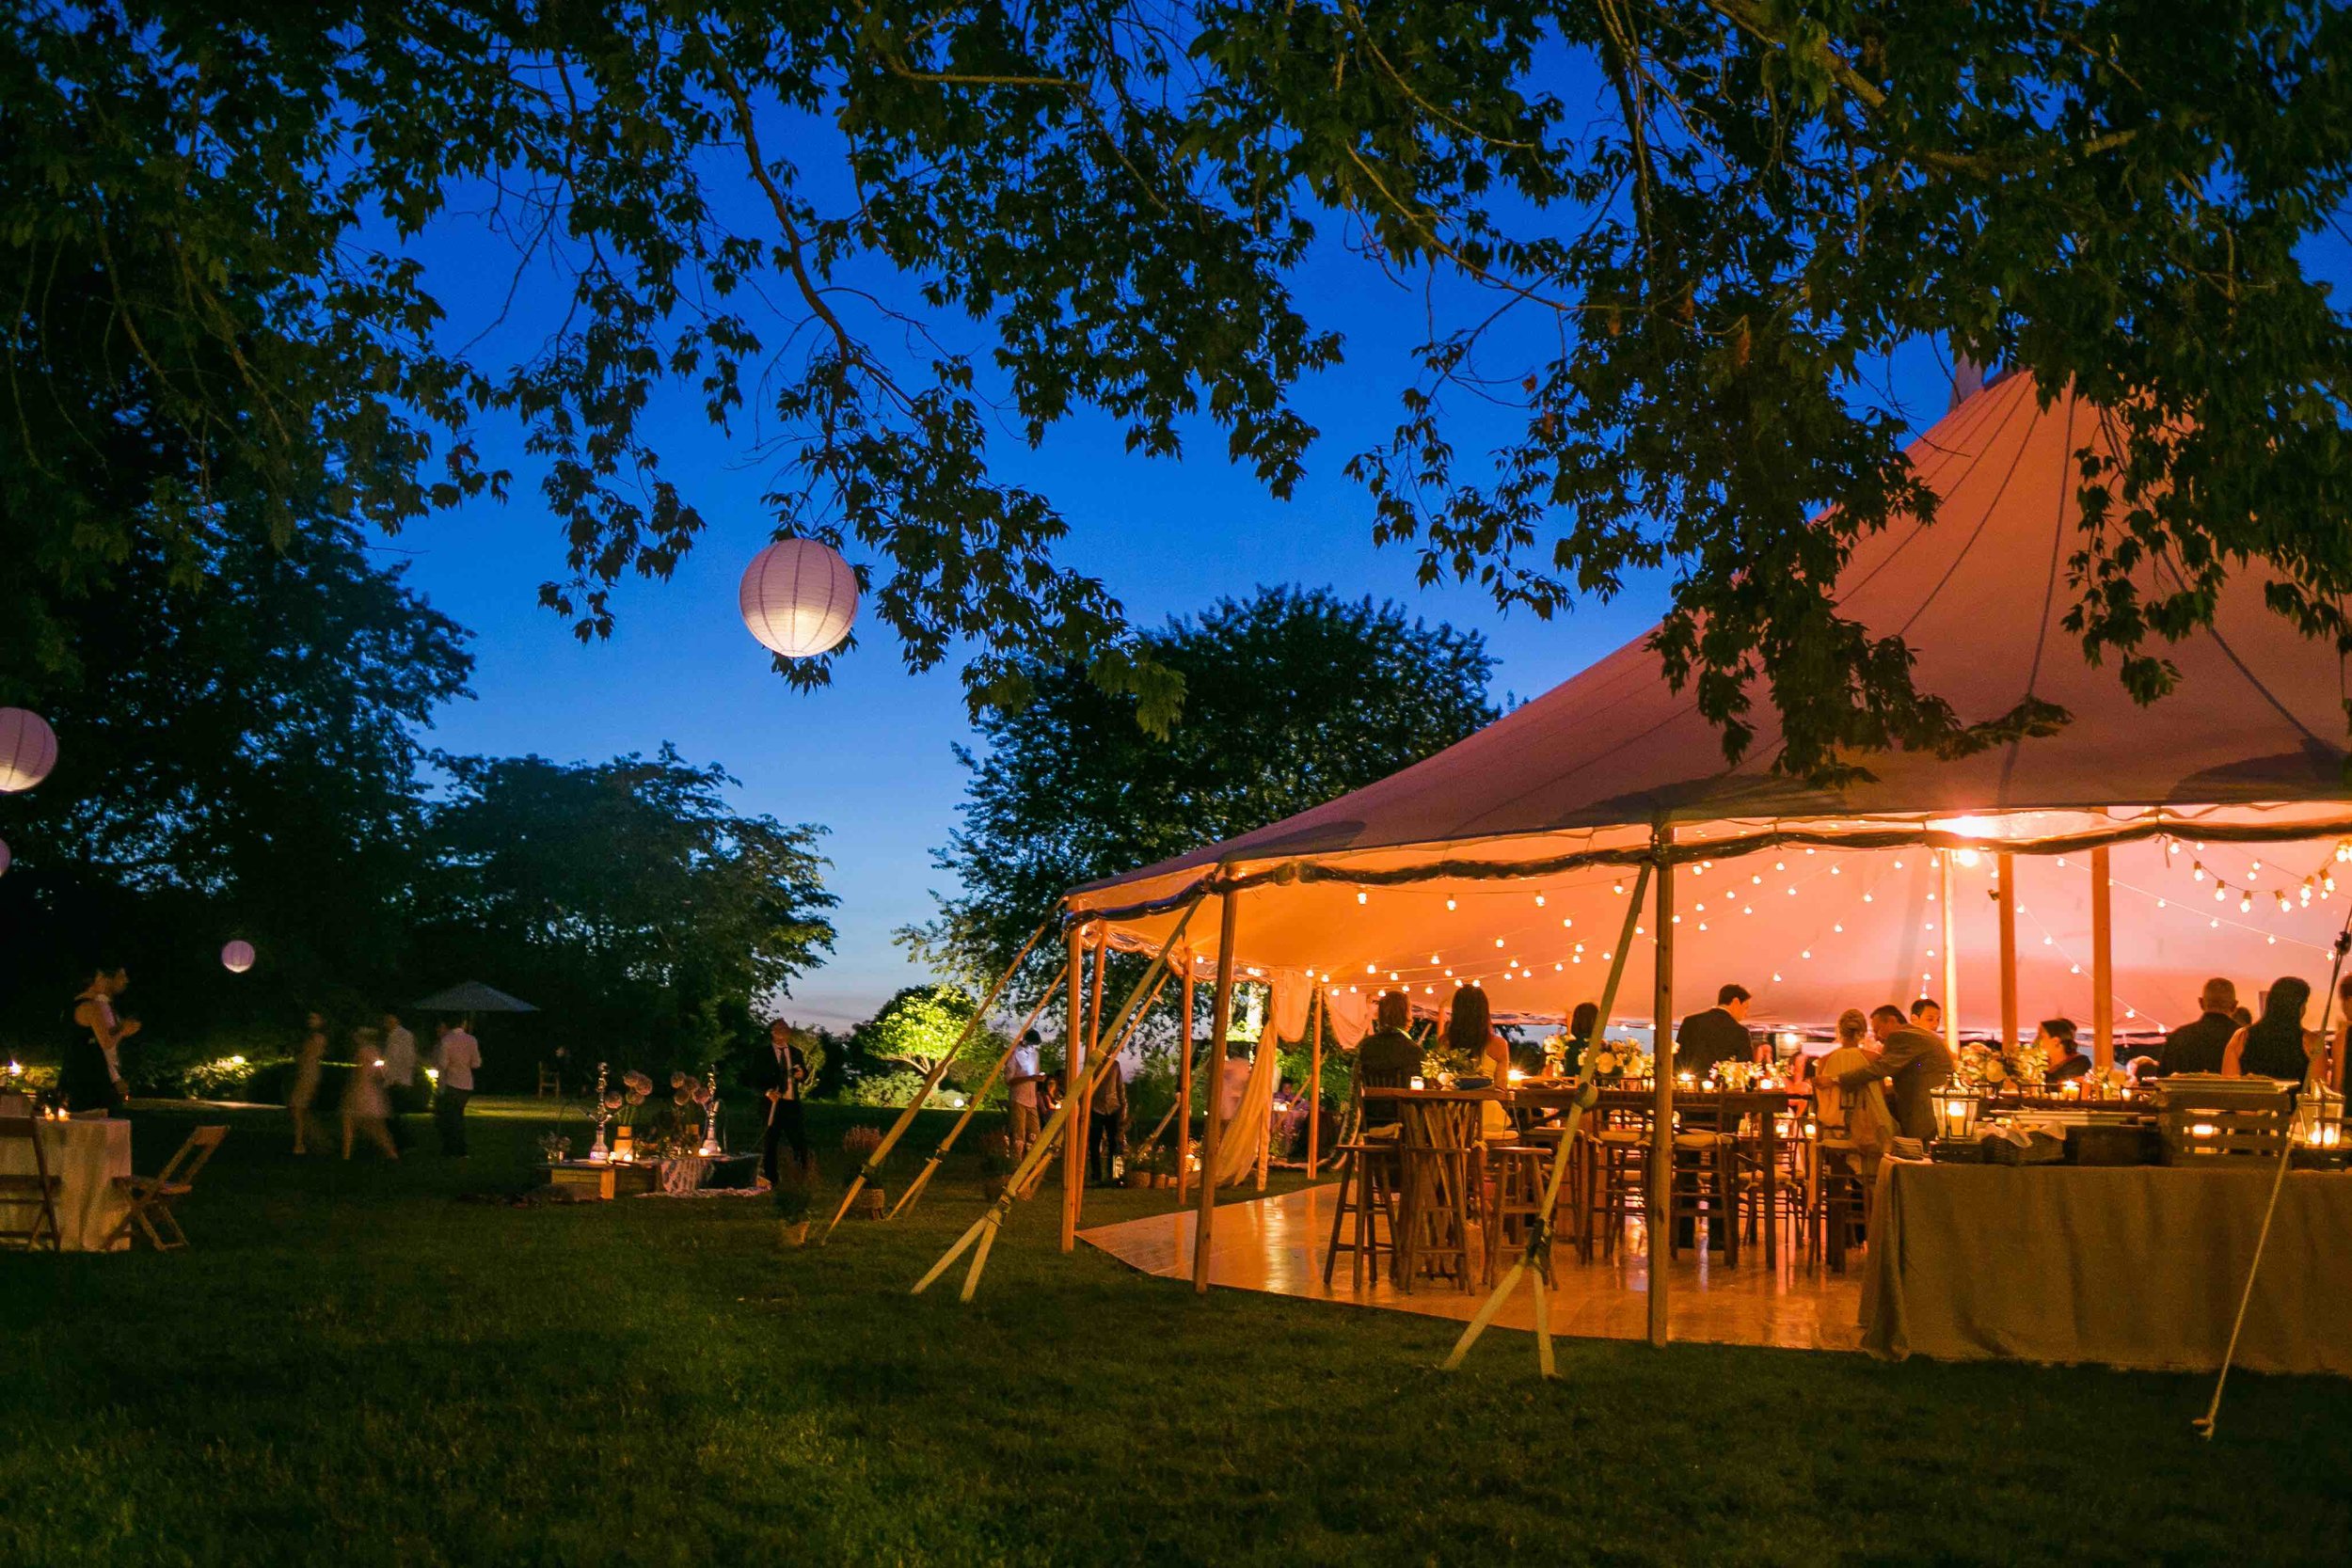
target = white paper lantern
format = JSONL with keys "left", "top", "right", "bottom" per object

{"left": 739, "top": 539, "right": 858, "bottom": 658}
{"left": 221, "top": 940, "right": 256, "bottom": 974}
{"left": 0, "top": 708, "right": 57, "bottom": 793}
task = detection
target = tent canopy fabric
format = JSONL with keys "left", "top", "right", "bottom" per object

{"left": 1065, "top": 375, "right": 2352, "bottom": 1033}
{"left": 410, "top": 980, "right": 539, "bottom": 1015}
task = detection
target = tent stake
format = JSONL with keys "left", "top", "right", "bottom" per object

{"left": 1442, "top": 861, "right": 1653, "bottom": 1372}
{"left": 824, "top": 916, "right": 1053, "bottom": 1239}
{"left": 1193, "top": 889, "right": 1241, "bottom": 1294}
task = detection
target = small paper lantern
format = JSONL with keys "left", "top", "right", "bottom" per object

{"left": 221, "top": 941, "right": 257, "bottom": 974}
{"left": 739, "top": 539, "right": 858, "bottom": 658}
{"left": 0, "top": 708, "right": 57, "bottom": 793}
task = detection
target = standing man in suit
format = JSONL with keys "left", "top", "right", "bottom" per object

{"left": 750, "top": 1018, "right": 811, "bottom": 1182}
{"left": 1675, "top": 984, "right": 1755, "bottom": 1078}
{"left": 1843, "top": 1005, "right": 1956, "bottom": 1142}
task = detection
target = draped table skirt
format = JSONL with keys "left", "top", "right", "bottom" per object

{"left": 1860, "top": 1158, "right": 2352, "bottom": 1377}
{"left": 0, "top": 1116, "right": 134, "bottom": 1251}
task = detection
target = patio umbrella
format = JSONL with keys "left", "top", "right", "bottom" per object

{"left": 410, "top": 980, "right": 538, "bottom": 1014}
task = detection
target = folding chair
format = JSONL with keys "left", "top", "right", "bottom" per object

{"left": 105, "top": 1125, "right": 229, "bottom": 1251}
{"left": 0, "top": 1119, "right": 63, "bottom": 1251}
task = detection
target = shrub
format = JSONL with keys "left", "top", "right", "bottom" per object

{"left": 841, "top": 1124, "right": 885, "bottom": 1167}
{"left": 841, "top": 1070, "right": 928, "bottom": 1107}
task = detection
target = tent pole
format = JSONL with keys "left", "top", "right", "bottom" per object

{"left": 1306, "top": 985, "right": 1324, "bottom": 1179}
{"left": 1176, "top": 961, "right": 1197, "bottom": 1201}
{"left": 1193, "top": 888, "right": 1241, "bottom": 1294}
{"left": 2091, "top": 847, "right": 2115, "bottom": 1071}
{"left": 823, "top": 915, "right": 1054, "bottom": 1239}
{"left": 1997, "top": 852, "right": 2019, "bottom": 1051}
{"left": 1070, "top": 935, "right": 1109, "bottom": 1225}
{"left": 1648, "top": 821, "right": 1675, "bottom": 1350}
{"left": 888, "top": 967, "right": 1070, "bottom": 1218}
{"left": 1060, "top": 927, "right": 1089, "bottom": 1252}
{"left": 1940, "top": 851, "right": 1962, "bottom": 1055}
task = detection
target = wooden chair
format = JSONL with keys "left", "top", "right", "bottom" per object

{"left": 0, "top": 1119, "right": 63, "bottom": 1252}
{"left": 536, "top": 1062, "right": 562, "bottom": 1098}
{"left": 1484, "top": 1144, "right": 1558, "bottom": 1284}
{"left": 1667, "top": 1130, "right": 1740, "bottom": 1264}
{"left": 105, "top": 1125, "right": 229, "bottom": 1251}
{"left": 1581, "top": 1117, "right": 1649, "bottom": 1263}
{"left": 1321, "top": 1140, "right": 1400, "bottom": 1290}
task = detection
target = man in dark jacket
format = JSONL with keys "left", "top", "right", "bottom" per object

{"left": 2158, "top": 978, "right": 2239, "bottom": 1076}
{"left": 1675, "top": 984, "right": 1755, "bottom": 1077}
{"left": 1354, "top": 990, "right": 1422, "bottom": 1133}
{"left": 746, "top": 1019, "right": 811, "bottom": 1181}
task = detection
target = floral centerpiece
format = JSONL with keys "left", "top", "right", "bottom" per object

{"left": 1717, "top": 1059, "right": 1761, "bottom": 1091}
{"left": 1959, "top": 1041, "right": 2049, "bottom": 1093}
{"left": 1584, "top": 1041, "right": 1652, "bottom": 1083}
{"left": 613, "top": 1069, "right": 653, "bottom": 1160}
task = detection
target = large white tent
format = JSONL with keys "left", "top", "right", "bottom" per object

{"left": 1065, "top": 372, "right": 2352, "bottom": 1049}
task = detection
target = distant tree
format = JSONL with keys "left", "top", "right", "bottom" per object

{"left": 908, "top": 586, "right": 1497, "bottom": 989}
{"left": 833, "top": 983, "right": 1007, "bottom": 1105}
{"left": 0, "top": 512, "right": 471, "bottom": 1063}
{"left": 414, "top": 749, "right": 837, "bottom": 1078}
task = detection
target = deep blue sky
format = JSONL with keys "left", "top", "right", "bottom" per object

{"left": 373, "top": 94, "right": 2332, "bottom": 1029}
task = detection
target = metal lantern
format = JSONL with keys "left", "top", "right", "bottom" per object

{"left": 220, "top": 940, "right": 257, "bottom": 974}
{"left": 739, "top": 539, "right": 858, "bottom": 658}
{"left": 1934, "top": 1088, "right": 1981, "bottom": 1142}
{"left": 2293, "top": 1085, "right": 2344, "bottom": 1160}
{"left": 0, "top": 708, "right": 57, "bottom": 793}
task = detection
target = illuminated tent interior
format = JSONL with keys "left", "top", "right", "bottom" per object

{"left": 1065, "top": 372, "right": 2352, "bottom": 1059}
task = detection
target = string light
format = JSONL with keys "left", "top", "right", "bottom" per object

{"left": 1357, "top": 890, "right": 1368, "bottom": 904}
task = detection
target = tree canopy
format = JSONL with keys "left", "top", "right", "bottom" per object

{"left": 8, "top": 3, "right": 2351, "bottom": 782}
{"left": 911, "top": 586, "right": 1497, "bottom": 984}
{"left": 415, "top": 748, "right": 838, "bottom": 1072}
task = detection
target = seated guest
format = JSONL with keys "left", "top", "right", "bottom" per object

{"left": 1675, "top": 984, "right": 1755, "bottom": 1078}
{"left": 1815, "top": 1009, "right": 1892, "bottom": 1169}
{"left": 2159, "top": 978, "right": 2239, "bottom": 1075}
{"left": 2037, "top": 1018, "right": 2090, "bottom": 1081}
{"left": 1841, "top": 1004, "right": 1955, "bottom": 1142}
{"left": 2223, "top": 976, "right": 2320, "bottom": 1085}
{"left": 2334, "top": 977, "right": 2352, "bottom": 1092}
{"left": 1560, "top": 1001, "right": 1600, "bottom": 1078}
{"left": 1910, "top": 997, "right": 1944, "bottom": 1035}
{"left": 1444, "top": 985, "right": 1515, "bottom": 1144}
{"left": 1355, "top": 990, "right": 1422, "bottom": 1137}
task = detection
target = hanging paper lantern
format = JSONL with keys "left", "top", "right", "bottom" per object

{"left": 221, "top": 941, "right": 256, "bottom": 974}
{"left": 739, "top": 539, "right": 858, "bottom": 658}
{"left": 0, "top": 708, "right": 57, "bottom": 793}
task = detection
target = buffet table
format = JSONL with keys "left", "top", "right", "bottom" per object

{"left": 0, "top": 1116, "right": 133, "bottom": 1251}
{"left": 1860, "top": 1158, "right": 2352, "bottom": 1376}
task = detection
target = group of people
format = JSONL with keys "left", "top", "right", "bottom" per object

{"left": 289, "top": 1008, "right": 480, "bottom": 1160}
{"left": 1004, "top": 1028, "right": 1132, "bottom": 1182}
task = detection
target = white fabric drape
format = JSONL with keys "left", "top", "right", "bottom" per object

{"left": 1212, "top": 973, "right": 1301, "bottom": 1186}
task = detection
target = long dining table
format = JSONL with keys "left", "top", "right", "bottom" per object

{"left": 1508, "top": 1084, "right": 1799, "bottom": 1265}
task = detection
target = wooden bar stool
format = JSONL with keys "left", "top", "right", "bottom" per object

{"left": 1581, "top": 1119, "right": 1648, "bottom": 1263}
{"left": 1321, "top": 1140, "right": 1400, "bottom": 1290}
{"left": 1668, "top": 1130, "right": 1740, "bottom": 1264}
{"left": 1484, "top": 1144, "right": 1555, "bottom": 1284}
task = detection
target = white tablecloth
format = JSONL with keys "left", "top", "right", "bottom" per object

{"left": 0, "top": 1117, "right": 133, "bottom": 1251}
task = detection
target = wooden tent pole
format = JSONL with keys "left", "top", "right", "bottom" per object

{"left": 1940, "top": 850, "right": 1962, "bottom": 1055}
{"left": 1443, "top": 861, "right": 1653, "bottom": 1374}
{"left": 887, "top": 968, "right": 1069, "bottom": 1219}
{"left": 823, "top": 915, "right": 1052, "bottom": 1239}
{"left": 1176, "top": 962, "right": 1197, "bottom": 1201}
{"left": 1060, "top": 927, "right": 1090, "bottom": 1252}
{"left": 914, "top": 899, "right": 1203, "bottom": 1300}
{"left": 1648, "top": 822, "right": 1675, "bottom": 1350}
{"left": 2091, "top": 847, "right": 2115, "bottom": 1071}
{"left": 1193, "top": 889, "right": 1241, "bottom": 1294}
{"left": 1997, "top": 852, "right": 2019, "bottom": 1051}
{"left": 1306, "top": 985, "right": 1325, "bottom": 1179}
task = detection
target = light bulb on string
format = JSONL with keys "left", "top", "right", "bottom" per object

{"left": 1446, "top": 897, "right": 1457, "bottom": 911}
{"left": 1357, "top": 890, "right": 1368, "bottom": 905}
{"left": 1535, "top": 894, "right": 1547, "bottom": 907}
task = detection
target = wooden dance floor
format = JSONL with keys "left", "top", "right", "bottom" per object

{"left": 1080, "top": 1184, "right": 1865, "bottom": 1353}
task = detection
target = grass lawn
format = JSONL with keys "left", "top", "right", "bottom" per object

{"left": 5, "top": 1098, "right": 2347, "bottom": 1566}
